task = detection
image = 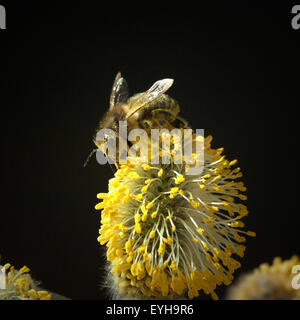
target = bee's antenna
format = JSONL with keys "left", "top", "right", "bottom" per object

{"left": 83, "top": 149, "right": 98, "bottom": 167}
{"left": 108, "top": 161, "right": 117, "bottom": 173}
{"left": 84, "top": 146, "right": 119, "bottom": 174}
{"left": 102, "top": 148, "right": 118, "bottom": 172}
{"left": 102, "top": 150, "right": 118, "bottom": 173}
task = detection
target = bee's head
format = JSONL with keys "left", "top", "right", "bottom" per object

{"left": 93, "top": 111, "right": 120, "bottom": 150}
{"left": 99, "top": 110, "right": 120, "bottom": 131}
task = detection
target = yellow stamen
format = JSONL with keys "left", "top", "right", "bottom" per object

{"left": 149, "top": 231, "right": 155, "bottom": 239}
{"left": 158, "top": 169, "right": 163, "bottom": 177}
{"left": 151, "top": 211, "right": 158, "bottom": 219}
{"left": 142, "top": 164, "right": 151, "bottom": 171}
{"left": 19, "top": 266, "right": 30, "bottom": 274}
{"left": 135, "top": 223, "right": 141, "bottom": 234}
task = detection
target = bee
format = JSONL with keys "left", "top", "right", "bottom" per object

{"left": 85, "top": 72, "right": 188, "bottom": 167}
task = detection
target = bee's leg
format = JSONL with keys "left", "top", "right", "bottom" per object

{"left": 140, "top": 119, "right": 152, "bottom": 131}
{"left": 172, "top": 115, "right": 189, "bottom": 129}
{"left": 83, "top": 148, "right": 98, "bottom": 167}
{"left": 150, "top": 108, "right": 177, "bottom": 126}
{"left": 150, "top": 108, "right": 189, "bottom": 129}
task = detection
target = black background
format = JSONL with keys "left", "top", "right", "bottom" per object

{"left": 0, "top": 1, "right": 299, "bottom": 300}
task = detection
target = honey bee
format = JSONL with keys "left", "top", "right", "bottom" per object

{"left": 85, "top": 72, "right": 189, "bottom": 167}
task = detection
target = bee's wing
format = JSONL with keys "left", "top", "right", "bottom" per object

{"left": 126, "top": 78, "right": 174, "bottom": 119}
{"left": 109, "top": 72, "right": 129, "bottom": 110}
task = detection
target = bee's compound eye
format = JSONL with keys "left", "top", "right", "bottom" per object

{"left": 103, "top": 132, "right": 115, "bottom": 143}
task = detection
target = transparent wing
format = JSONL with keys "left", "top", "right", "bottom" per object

{"left": 126, "top": 78, "right": 174, "bottom": 119}
{"left": 109, "top": 72, "right": 129, "bottom": 110}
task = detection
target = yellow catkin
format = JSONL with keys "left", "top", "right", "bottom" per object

{"left": 95, "top": 129, "right": 253, "bottom": 300}
{"left": 227, "top": 256, "right": 300, "bottom": 300}
{"left": 0, "top": 263, "right": 51, "bottom": 300}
